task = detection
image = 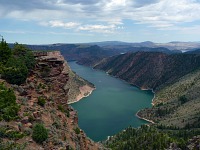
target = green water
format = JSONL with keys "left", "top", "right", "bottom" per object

{"left": 69, "top": 61, "right": 154, "bottom": 142}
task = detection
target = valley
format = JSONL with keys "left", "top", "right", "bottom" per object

{"left": 69, "top": 61, "right": 153, "bottom": 141}
{"left": 3, "top": 1, "right": 200, "bottom": 149}
{"left": 1, "top": 39, "right": 200, "bottom": 149}
{"left": 66, "top": 48, "right": 200, "bottom": 149}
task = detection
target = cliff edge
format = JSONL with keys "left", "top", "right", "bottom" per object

{"left": 0, "top": 51, "right": 103, "bottom": 150}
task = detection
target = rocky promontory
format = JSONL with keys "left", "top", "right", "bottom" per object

{"left": 0, "top": 51, "right": 103, "bottom": 150}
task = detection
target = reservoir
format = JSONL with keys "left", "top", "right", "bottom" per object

{"left": 68, "top": 61, "right": 154, "bottom": 142}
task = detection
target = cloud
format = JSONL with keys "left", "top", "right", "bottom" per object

{"left": 61, "top": 0, "right": 100, "bottom": 5}
{"left": 78, "top": 24, "right": 120, "bottom": 33}
{"left": 123, "top": 0, "right": 200, "bottom": 28}
{"left": 40, "top": 20, "right": 122, "bottom": 34}
{"left": 41, "top": 20, "right": 80, "bottom": 29}
{"left": 1, "top": 0, "right": 200, "bottom": 30}
{"left": 132, "top": 0, "right": 159, "bottom": 7}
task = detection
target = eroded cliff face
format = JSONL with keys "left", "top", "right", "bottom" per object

{"left": 0, "top": 51, "right": 103, "bottom": 150}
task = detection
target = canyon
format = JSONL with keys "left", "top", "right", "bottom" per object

{"left": 2, "top": 41, "right": 200, "bottom": 149}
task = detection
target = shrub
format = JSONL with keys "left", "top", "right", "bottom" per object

{"left": 32, "top": 123, "right": 48, "bottom": 144}
{"left": 73, "top": 127, "right": 80, "bottom": 134}
{"left": 37, "top": 96, "right": 46, "bottom": 107}
{"left": 179, "top": 95, "right": 188, "bottom": 104}
{"left": 24, "top": 128, "right": 32, "bottom": 136}
{"left": 3, "top": 57, "right": 28, "bottom": 85}
{"left": 0, "top": 41, "right": 35, "bottom": 85}
{"left": 40, "top": 66, "right": 50, "bottom": 77}
{"left": 0, "top": 83, "right": 20, "bottom": 121}
{"left": 58, "top": 104, "right": 64, "bottom": 112}
{"left": 0, "top": 127, "right": 24, "bottom": 140}
{"left": 52, "top": 121, "right": 61, "bottom": 129}
{"left": 58, "top": 105, "right": 70, "bottom": 117}
{"left": 0, "top": 140, "right": 27, "bottom": 150}
{"left": 13, "top": 43, "right": 36, "bottom": 70}
{"left": 28, "top": 115, "right": 35, "bottom": 123}
{"left": 0, "top": 38, "right": 12, "bottom": 64}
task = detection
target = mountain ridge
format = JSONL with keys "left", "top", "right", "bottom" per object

{"left": 94, "top": 52, "right": 200, "bottom": 91}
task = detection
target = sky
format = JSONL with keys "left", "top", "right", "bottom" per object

{"left": 1, "top": 0, "right": 200, "bottom": 44}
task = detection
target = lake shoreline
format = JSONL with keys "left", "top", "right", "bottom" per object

{"left": 135, "top": 110, "right": 155, "bottom": 124}
{"left": 68, "top": 85, "right": 95, "bottom": 104}
{"left": 135, "top": 88, "right": 155, "bottom": 124}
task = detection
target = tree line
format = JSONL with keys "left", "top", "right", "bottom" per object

{"left": 0, "top": 38, "right": 35, "bottom": 85}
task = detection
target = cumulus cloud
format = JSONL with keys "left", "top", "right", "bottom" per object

{"left": 123, "top": 0, "right": 200, "bottom": 28}
{"left": 78, "top": 24, "right": 121, "bottom": 33}
{"left": 40, "top": 20, "right": 122, "bottom": 34}
{"left": 41, "top": 20, "right": 80, "bottom": 28}
{"left": 1, "top": 0, "right": 200, "bottom": 30}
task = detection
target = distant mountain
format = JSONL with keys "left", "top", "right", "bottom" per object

{"left": 86, "top": 41, "right": 200, "bottom": 51}
{"left": 8, "top": 41, "right": 200, "bottom": 66}
{"left": 88, "top": 41, "right": 155, "bottom": 47}
{"left": 85, "top": 41, "right": 156, "bottom": 48}
{"left": 102, "top": 46, "right": 181, "bottom": 55}
{"left": 9, "top": 43, "right": 180, "bottom": 66}
{"left": 9, "top": 41, "right": 200, "bottom": 52}
{"left": 86, "top": 41, "right": 132, "bottom": 46}
{"left": 185, "top": 48, "right": 200, "bottom": 54}
{"left": 156, "top": 41, "right": 200, "bottom": 51}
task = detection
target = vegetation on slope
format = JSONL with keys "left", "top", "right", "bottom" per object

{"left": 138, "top": 68, "right": 200, "bottom": 128}
{"left": 0, "top": 39, "right": 35, "bottom": 121}
{"left": 104, "top": 125, "right": 200, "bottom": 150}
{"left": 32, "top": 123, "right": 48, "bottom": 144}
{"left": 0, "top": 39, "right": 35, "bottom": 85}
{"left": 0, "top": 83, "right": 19, "bottom": 121}
{"left": 0, "top": 39, "right": 36, "bottom": 149}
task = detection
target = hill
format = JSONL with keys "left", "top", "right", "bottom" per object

{"left": 94, "top": 52, "right": 200, "bottom": 91}
{"left": 138, "top": 67, "right": 200, "bottom": 128}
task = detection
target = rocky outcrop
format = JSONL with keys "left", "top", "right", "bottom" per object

{"left": 0, "top": 51, "right": 104, "bottom": 150}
